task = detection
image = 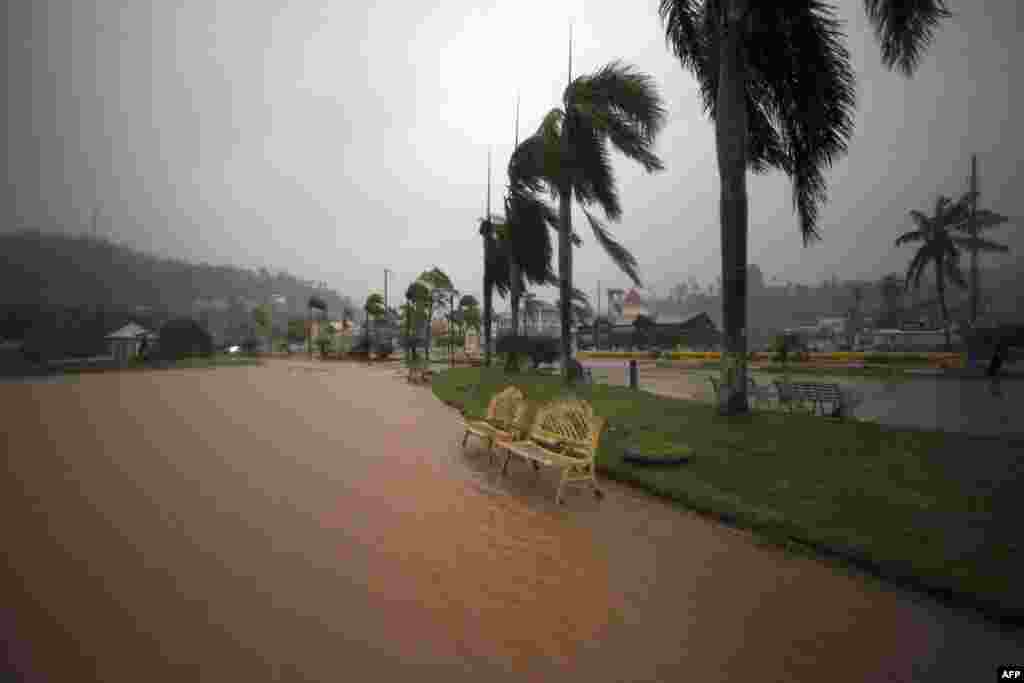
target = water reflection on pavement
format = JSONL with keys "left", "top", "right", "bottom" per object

{"left": 2, "top": 359, "right": 1021, "bottom": 682}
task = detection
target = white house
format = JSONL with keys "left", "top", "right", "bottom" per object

{"left": 106, "top": 323, "right": 157, "bottom": 362}
{"left": 862, "top": 328, "right": 961, "bottom": 351}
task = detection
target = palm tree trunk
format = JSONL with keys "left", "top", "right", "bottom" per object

{"left": 936, "top": 265, "right": 951, "bottom": 351}
{"left": 715, "top": 0, "right": 750, "bottom": 414}
{"left": 968, "top": 154, "right": 979, "bottom": 326}
{"left": 424, "top": 300, "right": 433, "bottom": 360}
{"left": 482, "top": 230, "right": 493, "bottom": 366}
{"left": 483, "top": 284, "right": 493, "bottom": 367}
{"left": 506, "top": 260, "right": 522, "bottom": 372}
{"left": 558, "top": 189, "right": 574, "bottom": 383}
{"left": 510, "top": 260, "right": 521, "bottom": 338}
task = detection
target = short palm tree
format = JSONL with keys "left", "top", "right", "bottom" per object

{"left": 660, "top": 0, "right": 953, "bottom": 413}
{"left": 404, "top": 281, "right": 430, "bottom": 360}
{"left": 307, "top": 295, "right": 327, "bottom": 358}
{"left": 364, "top": 293, "right": 385, "bottom": 346}
{"left": 878, "top": 273, "right": 905, "bottom": 327}
{"left": 895, "top": 195, "right": 973, "bottom": 350}
{"left": 510, "top": 61, "right": 667, "bottom": 382}
{"left": 416, "top": 267, "right": 454, "bottom": 358}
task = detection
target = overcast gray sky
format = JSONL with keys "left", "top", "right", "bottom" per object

{"left": 4, "top": 0, "right": 1022, "bottom": 308}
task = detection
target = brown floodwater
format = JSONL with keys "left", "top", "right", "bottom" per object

{"left": 2, "top": 360, "right": 1020, "bottom": 682}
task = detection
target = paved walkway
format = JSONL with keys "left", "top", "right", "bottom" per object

{"left": 3, "top": 359, "right": 1021, "bottom": 682}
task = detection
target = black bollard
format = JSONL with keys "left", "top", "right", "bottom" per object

{"left": 629, "top": 359, "right": 638, "bottom": 390}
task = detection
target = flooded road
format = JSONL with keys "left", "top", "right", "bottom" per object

{"left": 3, "top": 360, "right": 1021, "bottom": 681}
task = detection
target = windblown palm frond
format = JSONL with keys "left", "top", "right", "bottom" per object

{"left": 503, "top": 186, "right": 556, "bottom": 287}
{"left": 863, "top": 0, "right": 952, "bottom": 76}
{"left": 952, "top": 235, "right": 1011, "bottom": 254}
{"left": 894, "top": 229, "right": 926, "bottom": 247}
{"left": 583, "top": 210, "right": 643, "bottom": 287}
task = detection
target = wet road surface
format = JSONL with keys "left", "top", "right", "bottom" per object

{"left": 3, "top": 359, "right": 1021, "bottom": 681}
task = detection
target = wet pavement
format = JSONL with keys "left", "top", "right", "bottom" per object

{"left": 3, "top": 359, "right": 1021, "bottom": 682}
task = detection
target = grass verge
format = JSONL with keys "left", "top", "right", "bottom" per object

{"left": 433, "top": 366, "right": 1024, "bottom": 627}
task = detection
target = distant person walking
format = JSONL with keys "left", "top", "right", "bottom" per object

{"left": 986, "top": 342, "right": 1005, "bottom": 397}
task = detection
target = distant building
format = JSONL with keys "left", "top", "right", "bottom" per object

{"left": 577, "top": 312, "right": 718, "bottom": 350}
{"left": 105, "top": 322, "right": 157, "bottom": 362}
{"left": 620, "top": 289, "right": 650, "bottom": 322}
{"left": 861, "top": 328, "right": 962, "bottom": 351}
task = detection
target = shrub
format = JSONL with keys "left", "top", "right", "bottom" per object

{"left": 241, "top": 337, "right": 262, "bottom": 355}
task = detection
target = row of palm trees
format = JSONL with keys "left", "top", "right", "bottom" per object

{"left": 474, "top": 0, "right": 971, "bottom": 415}
{"left": 398, "top": 267, "right": 483, "bottom": 361}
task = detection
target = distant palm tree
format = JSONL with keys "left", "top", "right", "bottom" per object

{"left": 479, "top": 215, "right": 508, "bottom": 367}
{"left": 364, "top": 293, "right": 385, "bottom": 346}
{"left": 307, "top": 295, "right": 326, "bottom": 358}
{"left": 660, "top": 0, "right": 953, "bottom": 413}
{"left": 895, "top": 195, "right": 973, "bottom": 350}
{"left": 510, "top": 61, "right": 667, "bottom": 382}
{"left": 878, "top": 273, "right": 904, "bottom": 328}
{"left": 555, "top": 287, "right": 593, "bottom": 339}
{"left": 416, "top": 267, "right": 454, "bottom": 358}
{"left": 404, "top": 281, "right": 430, "bottom": 360}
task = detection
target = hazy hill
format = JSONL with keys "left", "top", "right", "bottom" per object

{"left": 0, "top": 229, "right": 352, "bottom": 317}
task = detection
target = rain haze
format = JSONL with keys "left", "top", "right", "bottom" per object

{"left": 3, "top": 0, "right": 1022, "bottom": 304}
{"left": 6, "top": 4, "right": 1024, "bottom": 680}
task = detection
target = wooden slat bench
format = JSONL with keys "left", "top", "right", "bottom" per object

{"left": 461, "top": 386, "right": 526, "bottom": 457}
{"left": 496, "top": 398, "right": 606, "bottom": 505}
{"left": 773, "top": 380, "right": 847, "bottom": 418}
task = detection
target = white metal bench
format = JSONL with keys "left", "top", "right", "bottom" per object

{"left": 773, "top": 380, "right": 847, "bottom": 418}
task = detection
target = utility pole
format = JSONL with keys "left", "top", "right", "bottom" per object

{"left": 384, "top": 268, "right": 391, "bottom": 314}
{"left": 967, "top": 154, "right": 979, "bottom": 326}
{"left": 485, "top": 147, "right": 492, "bottom": 363}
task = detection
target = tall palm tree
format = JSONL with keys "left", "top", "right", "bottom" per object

{"left": 479, "top": 215, "right": 508, "bottom": 367}
{"left": 660, "top": 0, "right": 953, "bottom": 413}
{"left": 895, "top": 195, "right": 972, "bottom": 350}
{"left": 509, "top": 61, "right": 667, "bottom": 382}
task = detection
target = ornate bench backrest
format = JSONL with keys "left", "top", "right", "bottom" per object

{"left": 487, "top": 386, "right": 525, "bottom": 428}
{"left": 528, "top": 399, "right": 601, "bottom": 458}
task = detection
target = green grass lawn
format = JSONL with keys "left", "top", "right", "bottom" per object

{"left": 433, "top": 367, "right": 1024, "bottom": 625}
